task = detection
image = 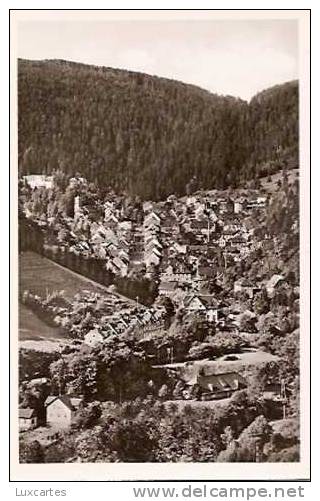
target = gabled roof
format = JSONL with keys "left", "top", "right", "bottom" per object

{"left": 85, "top": 328, "right": 103, "bottom": 338}
{"left": 145, "top": 247, "right": 162, "bottom": 258}
{"left": 105, "top": 239, "right": 118, "bottom": 249}
{"left": 144, "top": 212, "right": 161, "bottom": 225}
{"left": 172, "top": 242, "right": 187, "bottom": 252}
{"left": 45, "top": 395, "right": 82, "bottom": 411}
{"left": 145, "top": 238, "right": 162, "bottom": 249}
{"left": 266, "top": 274, "right": 285, "bottom": 289}
{"left": 105, "top": 213, "right": 119, "bottom": 223}
{"left": 185, "top": 294, "right": 219, "bottom": 309}
{"left": 118, "top": 238, "right": 129, "bottom": 249}
{"left": 118, "top": 249, "right": 129, "bottom": 261}
{"left": 113, "top": 256, "right": 128, "bottom": 269}
{"left": 233, "top": 196, "right": 246, "bottom": 204}
{"left": 19, "top": 408, "right": 36, "bottom": 419}
{"left": 104, "top": 321, "right": 121, "bottom": 334}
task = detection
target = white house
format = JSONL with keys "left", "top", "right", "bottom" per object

{"left": 218, "top": 236, "right": 227, "bottom": 248}
{"left": 118, "top": 220, "right": 133, "bottom": 232}
{"left": 246, "top": 197, "right": 267, "bottom": 210}
{"left": 45, "top": 396, "right": 83, "bottom": 429}
{"left": 266, "top": 274, "right": 285, "bottom": 297}
{"left": 234, "top": 201, "right": 242, "bottom": 214}
{"left": 107, "top": 257, "right": 129, "bottom": 276}
{"left": 186, "top": 196, "right": 197, "bottom": 207}
{"left": 23, "top": 175, "right": 53, "bottom": 190}
{"left": 234, "top": 279, "right": 261, "bottom": 298}
{"left": 145, "top": 239, "right": 162, "bottom": 255}
{"left": 170, "top": 243, "right": 187, "bottom": 255}
{"left": 104, "top": 213, "right": 119, "bottom": 227}
{"left": 184, "top": 295, "right": 219, "bottom": 323}
{"left": 84, "top": 328, "right": 104, "bottom": 347}
{"left": 104, "top": 201, "right": 116, "bottom": 220}
{"left": 161, "top": 264, "right": 193, "bottom": 284}
{"left": 144, "top": 211, "right": 161, "bottom": 227}
{"left": 19, "top": 408, "right": 38, "bottom": 431}
{"left": 74, "top": 195, "right": 81, "bottom": 218}
{"left": 143, "top": 201, "right": 153, "bottom": 213}
{"left": 194, "top": 204, "right": 206, "bottom": 220}
{"left": 145, "top": 251, "right": 161, "bottom": 268}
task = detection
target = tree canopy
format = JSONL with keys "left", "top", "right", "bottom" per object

{"left": 18, "top": 59, "right": 298, "bottom": 200}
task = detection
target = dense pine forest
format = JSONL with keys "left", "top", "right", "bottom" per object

{"left": 18, "top": 59, "right": 298, "bottom": 200}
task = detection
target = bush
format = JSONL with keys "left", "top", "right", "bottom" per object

{"left": 19, "top": 440, "right": 45, "bottom": 463}
{"left": 72, "top": 402, "right": 102, "bottom": 430}
{"left": 267, "top": 444, "right": 300, "bottom": 462}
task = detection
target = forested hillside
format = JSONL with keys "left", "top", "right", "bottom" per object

{"left": 247, "top": 82, "right": 299, "bottom": 178}
{"left": 18, "top": 59, "right": 298, "bottom": 200}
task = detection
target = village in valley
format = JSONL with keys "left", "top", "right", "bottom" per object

{"left": 18, "top": 167, "right": 300, "bottom": 464}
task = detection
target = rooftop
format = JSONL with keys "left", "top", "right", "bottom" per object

{"left": 19, "top": 408, "right": 36, "bottom": 419}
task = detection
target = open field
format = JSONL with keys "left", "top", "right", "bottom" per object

{"left": 19, "top": 251, "right": 138, "bottom": 304}
{"left": 19, "top": 302, "right": 69, "bottom": 349}
{"left": 19, "top": 251, "right": 139, "bottom": 345}
{"left": 19, "top": 250, "right": 110, "bottom": 344}
{"left": 19, "top": 303, "right": 64, "bottom": 342}
{"left": 19, "top": 251, "right": 123, "bottom": 345}
{"left": 155, "top": 349, "right": 280, "bottom": 378}
{"left": 19, "top": 251, "right": 114, "bottom": 301}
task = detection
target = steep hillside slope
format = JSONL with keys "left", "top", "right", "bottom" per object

{"left": 247, "top": 81, "right": 299, "bottom": 177}
{"left": 18, "top": 59, "right": 298, "bottom": 199}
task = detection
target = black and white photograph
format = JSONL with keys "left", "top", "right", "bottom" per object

{"left": 10, "top": 9, "right": 310, "bottom": 481}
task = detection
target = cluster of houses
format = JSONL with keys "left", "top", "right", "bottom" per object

{"left": 21, "top": 177, "right": 278, "bottom": 340}
{"left": 19, "top": 352, "right": 282, "bottom": 433}
{"left": 54, "top": 289, "right": 167, "bottom": 347}
{"left": 19, "top": 176, "right": 292, "bottom": 444}
{"left": 18, "top": 366, "right": 248, "bottom": 432}
{"left": 19, "top": 370, "right": 246, "bottom": 433}
{"left": 182, "top": 369, "right": 247, "bottom": 401}
{"left": 23, "top": 174, "right": 54, "bottom": 190}
{"left": 22, "top": 176, "right": 284, "bottom": 329}
{"left": 143, "top": 208, "right": 163, "bottom": 273}
{"left": 233, "top": 274, "right": 285, "bottom": 299}
{"left": 71, "top": 199, "right": 133, "bottom": 277}
{"left": 19, "top": 395, "right": 83, "bottom": 432}
{"left": 22, "top": 176, "right": 269, "bottom": 288}
{"left": 83, "top": 303, "right": 166, "bottom": 347}
{"left": 21, "top": 372, "right": 242, "bottom": 432}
